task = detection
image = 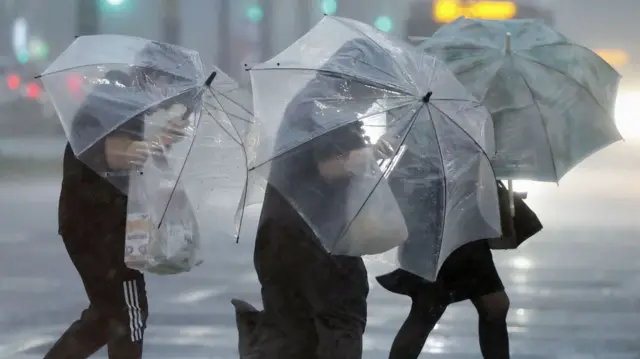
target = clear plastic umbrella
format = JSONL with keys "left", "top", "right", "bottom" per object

{"left": 243, "top": 16, "right": 502, "bottom": 280}
{"left": 125, "top": 70, "right": 253, "bottom": 274}
{"left": 419, "top": 17, "right": 622, "bottom": 189}
{"left": 39, "top": 35, "right": 251, "bottom": 273}
{"left": 39, "top": 34, "right": 209, "bottom": 193}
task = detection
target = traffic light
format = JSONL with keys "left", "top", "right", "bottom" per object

{"left": 6, "top": 74, "right": 21, "bottom": 90}
{"left": 25, "top": 82, "right": 41, "bottom": 99}
{"left": 246, "top": 4, "right": 264, "bottom": 23}
{"left": 374, "top": 16, "right": 393, "bottom": 33}
{"left": 99, "top": 0, "right": 131, "bottom": 13}
{"left": 29, "top": 38, "right": 49, "bottom": 60}
{"left": 105, "top": 0, "right": 126, "bottom": 7}
{"left": 16, "top": 49, "right": 29, "bottom": 64}
{"left": 320, "top": 0, "right": 337, "bottom": 15}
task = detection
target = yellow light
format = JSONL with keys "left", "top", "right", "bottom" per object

{"left": 472, "top": 1, "right": 517, "bottom": 19}
{"left": 434, "top": 0, "right": 459, "bottom": 23}
{"left": 433, "top": 0, "right": 517, "bottom": 23}
{"left": 593, "top": 49, "right": 629, "bottom": 67}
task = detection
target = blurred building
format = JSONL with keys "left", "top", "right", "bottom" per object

{"left": 0, "top": 0, "right": 636, "bottom": 89}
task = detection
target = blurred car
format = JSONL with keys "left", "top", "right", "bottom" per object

{"left": 0, "top": 55, "right": 61, "bottom": 138}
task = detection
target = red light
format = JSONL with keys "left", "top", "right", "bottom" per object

{"left": 26, "top": 83, "right": 41, "bottom": 98}
{"left": 6, "top": 74, "right": 20, "bottom": 90}
{"left": 66, "top": 73, "right": 83, "bottom": 93}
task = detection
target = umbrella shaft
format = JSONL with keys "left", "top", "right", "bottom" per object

{"left": 507, "top": 179, "right": 515, "bottom": 216}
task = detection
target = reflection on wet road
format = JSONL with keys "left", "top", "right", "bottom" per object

{"left": 1, "top": 141, "right": 639, "bottom": 358}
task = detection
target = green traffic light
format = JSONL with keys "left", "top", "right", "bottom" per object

{"left": 321, "top": 0, "right": 337, "bottom": 15}
{"left": 16, "top": 49, "right": 29, "bottom": 64}
{"left": 33, "top": 42, "right": 49, "bottom": 60}
{"left": 246, "top": 5, "right": 264, "bottom": 22}
{"left": 99, "top": 0, "right": 130, "bottom": 12}
{"left": 374, "top": 16, "right": 393, "bottom": 33}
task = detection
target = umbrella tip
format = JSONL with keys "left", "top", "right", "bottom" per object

{"left": 422, "top": 91, "right": 433, "bottom": 103}
{"left": 205, "top": 71, "right": 217, "bottom": 87}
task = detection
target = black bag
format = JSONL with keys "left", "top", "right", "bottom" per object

{"left": 489, "top": 181, "right": 543, "bottom": 249}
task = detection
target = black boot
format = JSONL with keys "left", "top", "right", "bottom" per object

{"left": 376, "top": 269, "right": 425, "bottom": 297}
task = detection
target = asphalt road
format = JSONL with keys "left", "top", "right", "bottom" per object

{"left": 1, "top": 140, "right": 639, "bottom": 358}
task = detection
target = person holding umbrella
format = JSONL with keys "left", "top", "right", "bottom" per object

{"left": 247, "top": 38, "right": 399, "bottom": 358}
{"left": 43, "top": 39, "right": 200, "bottom": 359}
{"left": 376, "top": 182, "right": 520, "bottom": 359}
{"left": 238, "top": 13, "right": 506, "bottom": 358}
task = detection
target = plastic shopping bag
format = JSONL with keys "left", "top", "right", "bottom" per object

{"left": 338, "top": 147, "right": 408, "bottom": 256}
{"left": 125, "top": 171, "right": 202, "bottom": 275}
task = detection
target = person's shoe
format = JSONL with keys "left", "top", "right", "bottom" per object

{"left": 376, "top": 269, "right": 424, "bottom": 297}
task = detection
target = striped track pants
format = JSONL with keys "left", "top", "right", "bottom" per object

{"left": 123, "top": 279, "right": 146, "bottom": 342}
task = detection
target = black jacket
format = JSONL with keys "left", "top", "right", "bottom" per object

{"left": 58, "top": 71, "right": 144, "bottom": 237}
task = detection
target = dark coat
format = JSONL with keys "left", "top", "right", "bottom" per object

{"left": 58, "top": 71, "right": 143, "bottom": 238}
{"left": 250, "top": 38, "right": 406, "bottom": 359}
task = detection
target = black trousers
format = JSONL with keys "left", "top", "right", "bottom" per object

{"left": 44, "top": 229, "right": 148, "bottom": 359}
{"left": 253, "top": 219, "right": 369, "bottom": 359}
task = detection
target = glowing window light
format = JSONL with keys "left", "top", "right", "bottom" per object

{"left": 594, "top": 49, "right": 629, "bottom": 67}
{"left": 433, "top": 0, "right": 517, "bottom": 23}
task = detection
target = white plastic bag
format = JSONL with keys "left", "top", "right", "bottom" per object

{"left": 338, "top": 147, "right": 408, "bottom": 255}
{"left": 125, "top": 171, "right": 202, "bottom": 275}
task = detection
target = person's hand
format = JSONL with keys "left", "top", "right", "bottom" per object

{"left": 105, "top": 136, "right": 163, "bottom": 169}
{"left": 374, "top": 138, "right": 394, "bottom": 159}
{"left": 155, "top": 116, "right": 190, "bottom": 146}
{"left": 126, "top": 140, "right": 164, "bottom": 167}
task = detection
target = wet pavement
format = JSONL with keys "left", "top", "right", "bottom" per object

{"left": 1, "top": 141, "right": 639, "bottom": 358}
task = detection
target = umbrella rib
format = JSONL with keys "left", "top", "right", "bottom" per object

{"left": 425, "top": 104, "right": 447, "bottom": 269}
{"left": 203, "top": 101, "right": 254, "bottom": 124}
{"left": 331, "top": 102, "right": 422, "bottom": 253}
{"left": 431, "top": 98, "right": 482, "bottom": 105}
{"left": 206, "top": 87, "right": 251, "bottom": 241}
{"left": 512, "top": 52, "right": 618, "bottom": 119}
{"left": 427, "top": 102, "right": 497, "bottom": 167}
{"left": 212, "top": 89, "right": 255, "bottom": 120}
{"left": 419, "top": 44, "right": 498, "bottom": 52}
{"left": 248, "top": 100, "right": 417, "bottom": 171}
{"left": 424, "top": 56, "right": 440, "bottom": 97}
{"left": 39, "top": 62, "right": 197, "bottom": 79}
{"left": 330, "top": 16, "right": 420, "bottom": 93}
{"left": 204, "top": 89, "right": 248, "bottom": 149}
{"left": 250, "top": 66, "right": 413, "bottom": 97}
{"left": 201, "top": 103, "right": 243, "bottom": 147}
{"left": 509, "top": 65, "right": 559, "bottom": 181}
{"left": 157, "top": 89, "right": 209, "bottom": 227}
{"left": 525, "top": 42, "right": 620, "bottom": 72}
{"left": 451, "top": 54, "right": 499, "bottom": 78}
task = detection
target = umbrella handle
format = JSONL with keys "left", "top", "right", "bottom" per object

{"left": 505, "top": 32, "right": 511, "bottom": 55}
{"left": 507, "top": 179, "right": 515, "bottom": 216}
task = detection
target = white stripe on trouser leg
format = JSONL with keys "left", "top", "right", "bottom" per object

{"left": 123, "top": 280, "right": 144, "bottom": 342}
